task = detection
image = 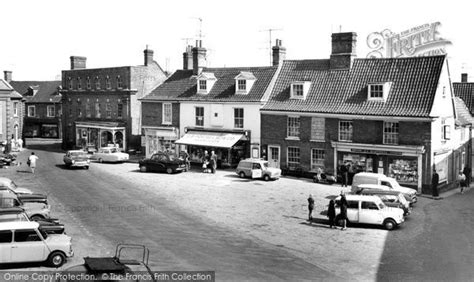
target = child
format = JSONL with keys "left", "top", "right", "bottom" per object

{"left": 327, "top": 199, "right": 336, "bottom": 229}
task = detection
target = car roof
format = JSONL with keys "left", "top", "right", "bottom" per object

{"left": 335, "top": 194, "right": 383, "bottom": 202}
{"left": 0, "top": 207, "right": 25, "bottom": 214}
{"left": 360, "top": 188, "right": 402, "bottom": 195}
{"left": 0, "top": 221, "right": 39, "bottom": 230}
{"left": 355, "top": 172, "right": 388, "bottom": 178}
{"left": 67, "top": 150, "right": 86, "bottom": 153}
{"left": 0, "top": 177, "right": 12, "bottom": 183}
{"left": 241, "top": 158, "right": 267, "bottom": 162}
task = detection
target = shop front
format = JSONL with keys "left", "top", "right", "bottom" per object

{"left": 175, "top": 129, "right": 249, "bottom": 168}
{"left": 75, "top": 121, "right": 126, "bottom": 152}
{"left": 332, "top": 141, "right": 425, "bottom": 191}
{"left": 142, "top": 126, "right": 179, "bottom": 157}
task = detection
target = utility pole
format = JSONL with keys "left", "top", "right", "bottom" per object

{"left": 260, "top": 28, "right": 283, "bottom": 65}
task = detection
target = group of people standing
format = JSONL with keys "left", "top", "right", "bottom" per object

{"left": 202, "top": 150, "right": 218, "bottom": 174}
{"left": 307, "top": 191, "right": 348, "bottom": 231}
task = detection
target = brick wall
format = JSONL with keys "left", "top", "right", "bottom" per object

{"left": 141, "top": 101, "right": 179, "bottom": 127}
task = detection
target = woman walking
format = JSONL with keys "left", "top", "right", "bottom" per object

{"left": 28, "top": 152, "right": 39, "bottom": 174}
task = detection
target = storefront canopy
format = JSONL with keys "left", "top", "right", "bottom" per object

{"left": 175, "top": 131, "right": 244, "bottom": 148}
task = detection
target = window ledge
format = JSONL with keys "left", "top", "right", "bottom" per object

{"left": 309, "top": 139, "right": 325, "bottom": 142}
{"left": 162, "top": 122, "right": 172, "bottom": 125}
{"left": 285, "top": 137, "right": 300, "bottom": 141}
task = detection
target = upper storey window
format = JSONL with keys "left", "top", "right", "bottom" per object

{"left": 368, "top": 82, "right": 392, "bottom": 101}
{"left": 234, "top": 71, "right": 256, "bottom": 94}
{"left": 290, "top": 81, "right": 311, "bottom": 99}
{"left": 196, "top": 72, "right": 216, "bottom": 94}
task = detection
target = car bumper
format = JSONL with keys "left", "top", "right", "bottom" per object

{"left": 70, "top": 161, "right": 89, "bottom": 167}
{"left": 175, "top": 166, "right": 186, "bottom": 172}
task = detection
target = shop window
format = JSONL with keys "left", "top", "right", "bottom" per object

{"left": 27, "top": 106, "right": 36, "bottom": 117}
{"left": 163, "top": 103, "right": 172, "bottom": 124}
{"left": 339, "top": 121, "right": 353, "bottom": 141}
{"left": 47, "top": 105, "right": 55, "bottom": 117}
{"left": 311, "top": 117, "right": 325, "bottom": 141}
{"left": 234, "top": 108, "right": 244, "bottom": 129}
{"left": 287, "top": 116, "right": 300, "bottom": 138}
{"left": 195, "top": 107, "right": 204, "bottom": 126}
{"left": 106, "top": 103, "right": 112, "bottom": 118}
{"left": 287, "top": 147, "right": 300, "bottom": 169}
{"left": 383, "top": 122, "right": 399, "bottom": 145}
{"left": 388, "top": 158, "right": 418, "bottom": 185}
{"left": 311, "top": 149, "right": 325, "bottom": 171}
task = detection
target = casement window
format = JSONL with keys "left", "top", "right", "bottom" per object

{"left": 287, "top": 147, "right": 300, "bottom": 169}
{"left": 117, "top": 103, "right": 123, "bottom": 119}
{"left": 13, "top": 102, "right": 19, "bottom": 116}
{"left": 116, "top": 75, "right": 123, "bottom": 89}
{"left": 383, "top": 122, "right": 399, "bottom": 145}
{"left": 196, "top": 72, "right": 217, "bottom": 94}
{"left": 95, "top": 76, "right": 101, "bottom": 89}
{"left": 368, "top": 82, "right": 391, "bottom": 101}
{"left": 95, "top": 103, "right": 101, "bottom": 118}
{"left": 237, "top": 80, "right": 246, "bottom": 91}
{"left": 198, "top": 80, "right": 207, "bottom": 91}
{"left": 441, "top": 118, "right": 450, "bottom": 141}
{"left": 234, "top": 72, "right": 256, "bottom": 94}
{"left": 234, "top": 108, "right": 244, "bottom": 129}
{"left": 86, "top": 77, "right": 91, "bottom": 89}
{"left": 290, "top": 82, "right": 311, "bottom": 99}
{"left": 311, "top": 117, "right": 325, "bottom": 141}
{"left": 311, "top": 149, "right": 325, "bottom": 171}
{"left": 195, "top": 107, "right": 204, "bottom": 126}
{"left": 105, "top": 76, "right": 111, "bottom": 89}
{"left": 106, "top": 103, "right": 112, "bottom": 118}
{"left": 85, "top": 103, "right": 91, "bottom": 118}
{"left": 292, "top": 84, "right": 303, "bottom": 97}
{"left": 287, "top": 116, "right": 300, "bottom": 138}
{"left": 47, "top": 105, "right": 55, "bottom": 117}
{"left": 162, "top": 103, "right": 172, "bottom": 124}
{"left": 339, "top": 121, "right": 353, "bottom": 141}
{"left": 27, "top": 106, "right": 36, "bottom": 117}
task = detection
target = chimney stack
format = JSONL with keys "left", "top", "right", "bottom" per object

{"left": 192, "top": 40, "right": 207, "bottom": 75}
{"left": 144, "top": 48, "right": 154, "bottom": 66}
{"left": 183, "top": 45, "right": 193, "bottom": 70}
{"left": 3, "top": 71, "right": 12, "bottom": 83}
{"left": 461, "top": 73, "right": 468, "bottom": 83}
{"left": 330, "top": 32, "right": 357, "bottom": 69}
{"left": 272, "top": 39, "right": 286, "bottom": 66}
{"left": 70, "top": 56, "right": 87, "bottom": 70}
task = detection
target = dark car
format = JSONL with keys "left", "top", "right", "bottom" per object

{"left": 0, "top": 207, "right": 65, "bottom": 234}
{"left": 139, "top": 152, "right": 186, "bottom": 174}
{"left": 0, "top": 186, "right": 48, "bottom": 204}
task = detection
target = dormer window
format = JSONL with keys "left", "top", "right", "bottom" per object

{"left": 290, "top": 81, "right": 311, "bottom": 99}
{"left": 196, "top": 72, "right": 216, "bottom": 94}
{"left": 368, "top": 82, "right": 391, "bottom": 101}
{"left": 234, "top": 72, "right": 256, "bottom": 94}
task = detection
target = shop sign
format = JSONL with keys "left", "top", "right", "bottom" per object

{"left": 351, "top": 148, "right": 403, "bottom": 156}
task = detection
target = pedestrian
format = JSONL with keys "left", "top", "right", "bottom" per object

{"left": 181, "top": 150, "right": 190, "bottom": 171}
{"left": 339, "top": 191, "right": 348, "bottom": 230}
{"left": 307, "top": 194, "right": 315, "bottom": 221}
{"left": 459, "top": 170, "right": 467, "bottom": 194}
{"left": 202, "top": 150, "right": 210, "bottom": 173}
{"left": 28, "top": 152, "right": 39, "bottom": 174}
{"left": 432, "top": 168, "right": 439, "bottom": 199}
{"left": 463, "top": 166, "right": 471, "bottom": 187}
{"left": 210, "top": 151, "right": 217, "bottom": 174}
{"left": 340, "top": 162, "right": 348, "bottom": 187}
{"left": 327, "top": 199, "right": 336, "bottom": 229}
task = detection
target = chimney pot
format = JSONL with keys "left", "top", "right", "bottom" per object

{"left": 183, "top": 45, "right": 193, "bottom": 70}
{"left": 192, "top": 41, "right": 207, "bottom": 75}
{"left": 144, "top": 48, "right": 154, "bottom": 66}
{"left": 70, "top": 56, "right": 87, "bottom": 70}
{"left": 272, "top": 39, "right": 286, "bottom": 66}
{"left": 461, "top": 73, "right": 468, "bottom": 83}
{"left": 3, "top": 71, "right": 12, "bottom": 83}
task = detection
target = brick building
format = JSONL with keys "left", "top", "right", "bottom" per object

{"left": 7, "top": 72, "right": 62, "bottom": 139}
{"left": 261, "top": 32, "right": 471, "bottom": 194}
{"left": 60, "top": 49, "right": 167, "bottom": 152}
{"left": 141, "top": 40, "right": 281, "bottom": 166}
{"left": 0, "top": 74, "right": 23, "bottom": 150}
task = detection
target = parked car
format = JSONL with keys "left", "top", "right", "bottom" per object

{"left": 0, "top": 188, "right": 48, "bottom": 205}
{"left": 0, "top": 177, "right": 33, "bottom": 195}
{"left": 91, "top": 147, "right": 129, "bottom": 163}
{"left": 63, "top": 150, "right": 90, "bottom": 169}
{"left": 236, "top": 158, "right": 281, "bottom": 181}
{"left": 0, "top": 221, "right": 73, "bottom": 267}
{"left": 0, "top": 194, "right": 51, "bottom": 221}
{"left": 334, "top": 194, "right": 404, "bottom": 230}
{"left": 139, "top": 152, "right": 186, "bottom": 174}
{"left": 0, "top": 153, "right": 15, "bottom": 166}
{"left": 351, "top": 172, "right": 418, "bottom": 204}
{"left": 358, "top": 186, "right": 412, "bottom": 216}
{"left": 0, "top": 207, "right": 65, "bottom": 234}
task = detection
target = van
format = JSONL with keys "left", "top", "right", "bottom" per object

{"left": 236, "top": 158, "right": 281, "bottom": 181}
{"left": 351, "top": 172, "right": 418, "bottom": 204}
{"left": 334, "top": 194, "right": 404, "bottom": 230}
{"left": 359, "top": 186, "right": 412, "bottom": 216}
{"left": 0, "top": 221, "right": 73, "bottom": 267}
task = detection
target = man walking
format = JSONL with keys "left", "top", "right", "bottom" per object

{"left": 432, "top": 168, "right": 439, "bottom": 199}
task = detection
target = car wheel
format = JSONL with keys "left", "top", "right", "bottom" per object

{"left": 85, "top": 166, "right": 89, "bottom": 170}
{"left": 239, "top": 172, "right": 245, "bottom": 178}
{"left": 47, "top": 251, "right": 66, "bottom": 267}
{"left": 166, "top": 168, "right": 173, "bottom": 174}
{"left": 264, "top": 174, "right": 270, "bottom": 181}
{"left": 384, "top": 219, "right": 397, "bottom": 230}
{"left": 140, "top": 166, "right": 147, "bottom": 172}
{"left": 30, "top": 215, "right": 44, "bottom": 221}
{"left": 98, "top": 158, "right": 103, "bottom": 163}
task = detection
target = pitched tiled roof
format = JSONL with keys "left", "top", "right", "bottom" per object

{"left": 454, "top": 97, "right": 474, "bottom": 126}
{"left": 262, "top": 56, "right": 446, "bottom": 117}
{"left": 453, "top": 82, "right": 474, "bottom": 115}
{"left": 9, "top": 81, "right": 62, "bottom": 103}
{"left": 0, "top": 79, "right": 13, "bottom": 91}
{"left": 142, "top": 66, "right": 277, "bottom": 102}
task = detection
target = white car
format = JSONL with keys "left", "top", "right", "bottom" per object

{"left": 0, "top": 221, "right": 73, "bottom": 267}
{"left": 0, "top": 177, "right": 33, "bottom": 195}
{"left": 91, "top": 147, "right": 129, "bottom": 163}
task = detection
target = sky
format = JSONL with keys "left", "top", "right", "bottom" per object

{"left": 1, "top": 0, "right": 473, "bottom": 82}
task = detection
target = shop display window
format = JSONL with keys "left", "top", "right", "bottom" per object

{"left": 388, "top": 159, "right": 418, "bottom": 185}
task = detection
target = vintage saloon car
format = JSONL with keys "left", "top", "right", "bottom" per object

{"left": 0, "top": 207, "right": 64, "bottom": 234}
{"left": 90, "top": 147, "right": 129, "bottom": 163}
{"left": 63, "top": 150, "right": 90, "bottom": 169}
{"left": 139, "top": 152, "right": 186, "bottom": 174}
{"left": 0, "top": 177, "right": 33, "bottom": 195}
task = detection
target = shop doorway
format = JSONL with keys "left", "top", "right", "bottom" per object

{"left": 101, "top": 131, "right": 113, "bottom": 147}
{"left": 268, "top": 145, "right": 280, "bottom": 168}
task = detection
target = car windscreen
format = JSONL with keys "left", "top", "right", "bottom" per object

{"left": 70, "top": 152, "right": 87, "bottom": 157}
